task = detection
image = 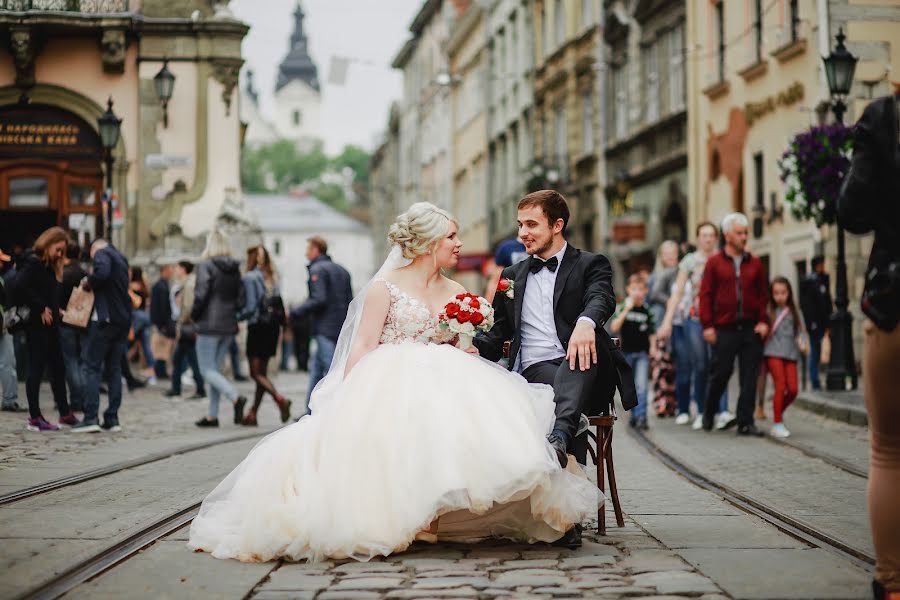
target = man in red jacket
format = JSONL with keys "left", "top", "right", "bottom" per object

{"left": 699, "top": 213, "right": 770, "bottom": 436}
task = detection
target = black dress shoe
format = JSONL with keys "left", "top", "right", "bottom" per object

{"left": 547, "top": 433, "right": 568, "bottom": 468}
{"left": 163, "top": 389, "right": 180, "bottom": 398}
{"left": 552, "top": 524, "right": 582, "bottom": 549}
{"left": 233, "top": 395, "right": 247, "bottom": 424}
{"left": 126, "top": 379, "right": 147, "bottom": 391}
{"left": 737, "top": 423, "right": 765, "bottom": 437}
{"left": 195, "top": 417, "right": 219, "bottom": 427}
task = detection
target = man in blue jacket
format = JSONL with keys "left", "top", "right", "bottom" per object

{"left": 73, "top": 239, "right": 132, "bottom": 433}
{"left": 290, "top": 236, "right": 352, "bottom": 415}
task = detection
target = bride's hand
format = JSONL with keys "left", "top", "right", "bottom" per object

{"left": 463, "top": 346, "right": 480, "bottom": 356}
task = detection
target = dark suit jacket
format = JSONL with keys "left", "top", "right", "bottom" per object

{"left": 474, "top": 244, "right": 637, "bottom": 412}
{"left": 88, "top": 246, "right": 132, "bottom": 328}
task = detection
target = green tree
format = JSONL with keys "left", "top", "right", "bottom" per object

{"left": 241, "top": 140, "right": 329, "bottom": 193}
{"left": 330, "top": 144, "right": 370, "bottom": 185}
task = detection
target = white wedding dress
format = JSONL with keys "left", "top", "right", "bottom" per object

{"left": 187, "top": 276, "right": 599, "bottom": 563}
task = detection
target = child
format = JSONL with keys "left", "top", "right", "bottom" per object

{"left": 764, "top": 277, "right": 808, "bottom": 438}
{"left": 611, "top": 274, "right": 656, "bottom": 430}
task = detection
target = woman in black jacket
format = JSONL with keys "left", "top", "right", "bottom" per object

{"left": 17, "top": 227, "right": 78, "bottom": 431}
{"left": 192, "top": 230, "right": 247, "bottom": 427}
{"left": 837, "top": 89, "right": 900, "bottom": 600}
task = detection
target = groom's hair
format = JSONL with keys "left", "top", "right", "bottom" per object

{"left": 518, "top": 190, "right": 569, "bottom": 234}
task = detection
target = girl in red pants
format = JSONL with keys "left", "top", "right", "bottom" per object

{"left": 763, "top": 277, "right": 808, "bottom": 438}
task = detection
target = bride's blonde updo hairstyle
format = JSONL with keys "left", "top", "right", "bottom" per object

{"left": 387, "top": 202, "right": 458, "bottom": 260}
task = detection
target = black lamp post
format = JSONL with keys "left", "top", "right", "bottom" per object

{"left": 822, "top": 27, "right": 858, "bottom": 391}
{"left": 97, "top": 96, "right": 122, "bottom": 241}
{"left": 154, "top": 59, "right": 176, "bottom": 128}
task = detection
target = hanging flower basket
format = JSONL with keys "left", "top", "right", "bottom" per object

{"left": 778, "top": 124, "right": 853, "bottom": 226}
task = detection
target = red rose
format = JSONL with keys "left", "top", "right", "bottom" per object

{"left": 456, "top": 293, "right": 467, "bottom": 300}
{"left": 497, "top": 279, "right": 510, "bottom": 292}
{"left": 457, "top": 310, "right": 471, "bottom": 323}
{"left": 445, "top": 303, "right": 459, "bottom": 317}
{"left": 470, "top": 312, "right": 485, "bottom": 326}
{"left": 469, "top": 298, "right": 480, "bottom": 309}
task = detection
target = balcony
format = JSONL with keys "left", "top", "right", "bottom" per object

{"left": 0, "top": 0, "right": 128, "bottom": 12}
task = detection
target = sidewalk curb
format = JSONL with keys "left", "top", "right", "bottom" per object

{"left": 795, "top": 393, "right": 868, "bottom": 427}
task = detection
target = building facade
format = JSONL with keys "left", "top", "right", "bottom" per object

{"left": 602, "top": 0, "right": 688, "bottom": 287}
{"left": 369, "top": 103, "right": 400, "bottom": 263}
{"left": 486, "top": 0, "right": 535, "bottom": 244}
{"left": 686, "top": 0, "right": 900, "bottom": 363}
{"left": 532, "top": 0, "right": 603, "bottom": 252}
{"left": 0, "top": 0, "right": 252, "bottom": 259}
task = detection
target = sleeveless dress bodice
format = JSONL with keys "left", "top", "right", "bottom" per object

{"left": 377, "top": 278, "right": 456, "bottom": 345}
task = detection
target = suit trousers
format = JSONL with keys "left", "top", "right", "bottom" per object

{"left": 522, "top": 356, "right": 601, "bottom": 464}
{"left": 704, "top": 326, "right": 763, "bottom": 429}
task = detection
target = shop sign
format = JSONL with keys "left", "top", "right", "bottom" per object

{"left": 745, "top": 82, "right": 804, "bottom": 126}
{"left": 611, "top": 220, "right": 646, "bottom": 243}
{"left": 0, "top": 104, "right": 102, "bottom": 160}
{"left": 145, "top": 154, "right": 193, "bottom": 169}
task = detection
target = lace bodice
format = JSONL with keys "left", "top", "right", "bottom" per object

{"left": 376, "top": 278, "right": 456, "bottom": 345}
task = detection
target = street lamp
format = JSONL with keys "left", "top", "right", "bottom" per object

{"left": 822, "top": 27, "right": 858, "bottom": 391}
{"left": 154, "top": 59, "right": 176, "bottom": 128}
{"left": 97, "top": 96, "right": 122, "bottom": 241}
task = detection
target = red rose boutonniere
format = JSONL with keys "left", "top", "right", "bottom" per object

{"left": 497, "top": 278, "right": 515, "bottom": 300}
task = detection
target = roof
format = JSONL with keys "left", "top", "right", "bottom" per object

{"left": 245, "top": 193, "right": 369, "bottom": 235}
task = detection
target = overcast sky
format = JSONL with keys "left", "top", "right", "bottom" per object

{"left": 230, "top": 0, "right": 422, "bottom": 155}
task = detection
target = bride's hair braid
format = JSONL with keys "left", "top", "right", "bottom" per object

{"left": 387, "top": 202, "right": 458, "bottom": 260}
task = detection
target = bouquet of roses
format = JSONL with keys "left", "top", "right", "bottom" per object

{"left": 438, "top": 292, "right": 494, "bottom": 350}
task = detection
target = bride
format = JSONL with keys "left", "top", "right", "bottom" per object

{"left": 187, "top": 202, "right": 599, "bottom": 563}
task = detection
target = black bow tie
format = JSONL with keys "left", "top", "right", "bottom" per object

{"left": 529, "top": 256, "right": 559, "bottom": 274}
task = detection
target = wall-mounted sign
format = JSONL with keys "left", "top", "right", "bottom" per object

{"left": 0, "top": 104, "right": 102, "bottom": 160}
{"left": 145, "top": 154, "right": 194, "bottom": 169}
{"left": 612, "top": 220, "right": 646, "bottom": 243}
{"left": 744, "top": 82, "right": 804, "bottom": 126}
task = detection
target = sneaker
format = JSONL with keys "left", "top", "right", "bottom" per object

{"left": 770, "top": 423, "right": 791, "bottom": 438}
{"left": 72, "top": 421, "right": 101, "bottom": 433}
{"left": 716, "top": 411, "right": 737, "bottom": 430}
{"left": 147, "top": 375, "right": 159, "bottom": 386}
{"left": 58, "top": 414, "right": 80, "bottom": 427}
{"left": 691, "top": 416, "right": 704, "bottom": 430}
{"left": 674, "top": 413, "right": 691, "bottom": 425}
{"left": 26, "top": 417, "right": 59, "bottom": 432}
{"left": 101, "top": 420, "right": 122, "bottom": 433}
{"left": 1, "top": 402, "right": 26, "bottom": 412}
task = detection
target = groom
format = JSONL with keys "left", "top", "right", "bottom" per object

{"left": 474, "top": 190, "right": 636, "bottom": 468}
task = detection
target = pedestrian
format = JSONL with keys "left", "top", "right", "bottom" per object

{"left": 699, "top": 213, "right": 770, "bottom": 436}
{"left": 59, "top": 240, "right": 87, "bottom": 413}
{"left": 290, "top": 235, "right": 352, "bottom": 416}
{"left": 129, "top": 266, "right": 156, "bottom": 382}
{"left": 17, "top": 227, "right": 78, "bottom": 431}
{"left": 763, "top": 277, "right": 807, "bottom": 438}
{"left": 192, "top": 230, "right": 247, "bottom": 428}
{"left": 837, "top": 88, "right": 900, "bottom": 600}
{"left": 164, "top": 260, "right": 206, "bottom": 399}
{"left": 238, "top": 245, "right": 291, "bottom": 425}
{"left": 610, "top": 274, "right": 656, "bottom": 430}
{"left": 150, "top": 262, "right": 175, "bottom": 379}
{"left": 0, "top": 248, "right": 24, "bottom": 413}
{"left": 647, "top": 240, "right": 679, "bottom": 417}
{"left": 656, "top": 222, "right": 734, "bottom": 430}
{"left": 798, "top": 255, "right": 833, "bottom": 391}
{"left": 72, "top": 238, "right": 133, "bottom": 433}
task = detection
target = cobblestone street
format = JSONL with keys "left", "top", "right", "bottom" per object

{"left": 0, "top": 370, "right": 873, "bottom": 599}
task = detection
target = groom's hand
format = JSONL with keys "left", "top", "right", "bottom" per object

{"left": 567, "top": 321, "right": 598, "bottom": 371}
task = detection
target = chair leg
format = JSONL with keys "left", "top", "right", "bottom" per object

{"left": 596, "top": 425, "right": 606, "bottom": 535}
{"left": 604, "top": 427, "right": 625, "bottom": 528}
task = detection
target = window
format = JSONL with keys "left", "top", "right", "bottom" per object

{"left": 753, "top": 152, "right": 764, "bottom": 211}
{"left": 292, "top": 109, "right": 302, "bottom": 126}
{"left": 274, "top": 239, "right": 281, "bottom": 256}
{"left": 509, "top": 124, "right": 519, "bottom": 193}
{"left": 668, "top": 24, "right": 685, "bottom": 112}
{"left": 581, "top": 92, "right": 594, "bottom": 153}
{"left": 68, "top": 184, "right": 96, "bottom": 206}
{"left": 788, "top": 0, "right": 799, "bottom": 42}
{"left": 715, "top": 1, "right": 725, "bottom": 82}
{"left": 555, "top": 0, "right": 565, "bottom": 48}
{"left": 753, "top": 0, "right": 763, "bottom": 61}
{"left": 642, "top": 44, "right": 659, "bottom": 123}
{"left": 613, "top": 65, "right": 628, "bottom": 139}
{"left": 9, "top": 177, "right": 49, "bottom": 207}
{"left": 554, "top": 105, "right": 567, "bottom": 179}
{"left": 582, "top": 0, "right": 592, "bottom": 27}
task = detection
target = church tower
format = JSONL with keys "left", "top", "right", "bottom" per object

{"left": 273, "top": 1, "right": 322, "bottom": 150}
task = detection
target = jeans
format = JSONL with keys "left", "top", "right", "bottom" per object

{"left": 705, "top": 326, "right": 763, "bottom": 428}
{"left": 83, "top": 322, "right": 129, "bottom": 424}
{"left": 808, "top": 328, "right": 824, "bottom": 390}
{"left": 305, "top": 334, "right": 337, "bottom": 412}
{"left": 59, "top": 325, "right": 86, "bottom": 411}
{"left": 170, "top": 337, "right": 204, "bottom": 395}
{"left": 624, "top": 351, "right": 649, "bottom": 418}
{"left": 25, "top": 324, "right": 70, "bottom": 419}
{"left": 132, "top": 309, "right": 155, "bottom": 367}
{"left": 197, "top": 334, "right": 239, "bottom": 418}
{"left": 228, "top": 337, "right": 244, "bottom": 378}
{"left": 673, "top": 319, "right": 729, "bottom": 416}
{"left": 0, "top": 332, "right": 18, "bottom": 406}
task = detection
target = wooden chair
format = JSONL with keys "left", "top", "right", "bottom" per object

{"left": 584, "top": 336, "right": 625, "bottom": 535}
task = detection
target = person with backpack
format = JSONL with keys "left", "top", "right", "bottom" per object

{"left": 237, "top": 245, "right": 290, "bottom": 426}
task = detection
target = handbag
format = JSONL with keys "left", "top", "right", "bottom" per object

{"left": 3, "top": 305, "right": 31, "bottom": 334}
{"left": 256, "top": 284, "right": 286, "bottom": 328}
{"left": 62, "top": 286, "right": 94, "bottom": 329}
